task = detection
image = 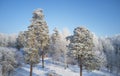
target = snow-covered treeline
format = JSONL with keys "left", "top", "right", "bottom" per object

{"left": 0, "top": 47, "right": 17, "bottom": 76}
{"left": 0, "top": 33, "right": 17, "bottom": 47}
{"left": 0, "top": 33, "right": 24, "bottom": 76}
{"left": 0, "top": 9, "right": 120, "bottom": 76}
{"left": 1, "top": 29, "right": 119, "bottom": 76}
{"left": 47, "top": 29, "right": 120, "bottom": 75}
{"left": 0, "top": 47, "right": 25, "bottom": 76}
{"left": 46, "top": 27, "right": 120, "bottom": 75}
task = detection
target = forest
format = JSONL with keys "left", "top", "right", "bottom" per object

{"left": 0, "top": 9, "right": 120, "bottom": 76}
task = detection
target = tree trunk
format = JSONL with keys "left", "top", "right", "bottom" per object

{"left": 80, "top": 64, "right": 82, "bottom": 76}
{"left": 116, "top": 63, "right": 119, "bottom": 76}
{"left": 110, "top": 65, "right": 112, "bottom": 73}
{"left": 64, "top": 51, "right": 67, "bottom": 69}
{"left": 2, "top": 66, "right": 5, "bottom": 76}
{"left": 42, "top": 51, "right": 44, "bottom": 68}
{"left": 30, "top": 63, "right": 33, "bottom": 76}
{"left": 8, "top": 71, "right": 11, "bottom": 76}
{"left": 41, "top": 41, "right": 44, "bottom": 68}
{"left": 79, "top": 56, "right": 82, "bottom": 76}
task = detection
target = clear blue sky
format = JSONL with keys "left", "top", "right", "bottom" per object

{"left": 0, "top": 0, "right": 120, "bottom": 37}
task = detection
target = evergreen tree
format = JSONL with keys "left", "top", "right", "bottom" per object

{"left": 28, "top": 9, "right": 49, "bottom": 68}
{"left": 60, "top": 28, "right": 70, "bottom": 69}
{"left": 0, "top": 47, "right": 17, "bottom": 76}
{"left": 50, "top": 28, "right": 61, "bottom": 62}
{"left": 16, "top": 32, "right": 24, "bottom": 50}
{"left": 67, "top": 26, "right": 99, "bottom": 76}
{"left": 92, "top": 35, "right": 107, "bottom": 69}
{"left": 17, "top": 9, "right": 49, "bottom": 76}
{"left": 22, "top": 30, "right": 39, "bottom": 76}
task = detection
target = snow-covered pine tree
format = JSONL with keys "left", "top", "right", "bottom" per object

{"left": 60, "top": 28, "right": 70, "bottom": 69}
{"left": 16, "top": 32, "right": 24, "bottom": 50}
{"left": 0, "top": 47, "right": 17, "bottom": 76}
{"left": 22, "top": 30, "right": 39, "bottom": 76}
{"left": 67, "top": 26, "right": 100, "bottom": 76}
{"left": 50, "top": 28, "right": 61, "bottom": 62}
{"left": 28, "top": 9, "right": 49, "bottom": 68}
{"left": 17, "top": 8, "right": 49, "bottom": 75}
{"left": 0, "top": 33, "right": 17, "bottom": 47}
{"left": 92, "top": 34, "right": 107, "bottom": 69}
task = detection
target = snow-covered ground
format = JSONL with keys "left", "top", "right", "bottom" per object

{"left": 13, "top": 58, "right": 116, "bottom": 76}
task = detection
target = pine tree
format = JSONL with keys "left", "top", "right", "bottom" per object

{"left": 67, "top": 26, "right": 99, "bottom": 76}
{"left": 28, "top": 9, "right": 49, "bottom": 68}
{"left": 60, "top": 29, "right": 70, "bottom": 69}
{"left": 17, "top": 8, "right": 49, "bottom": 75}
{"left": 92, "top": 34, "right": 107, "bottom": 69}
{"left": 50, "top": 28, "right": 61, "bottom": 62}
{"left": 16, "top": 32, "right": 24, "bottom": 50}
{"left": 23, "top": 30, "right": 39, "bottom": 76}
{"left": 0, "top": 47, "right": 17, "bottom": 76}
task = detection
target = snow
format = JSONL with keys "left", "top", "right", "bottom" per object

{"left": 13, "top": 58, "right": 116, "bottom": 76}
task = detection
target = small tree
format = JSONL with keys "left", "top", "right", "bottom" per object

{"left": 60, "top": 28, "right": 70, "bottom": 69}
{"left": 50, "top": 28, "right": 61, "bottom": 62}
{"left": 67, "top": 26, "right": 99, "bottom": 76}
{"left": 16, "top": 32, "right": 24, "bottom": 50}
{"left": 92, "top": 34, "right": 107, "bottom": 69}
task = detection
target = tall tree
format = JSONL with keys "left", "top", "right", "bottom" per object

{"left": 17, "top": 8, "right": 49, "bottom": 75}
{"left": 67, "top": 26, "right": 99, "bottom": 76}
{"left": 22, "top": 30, "right": 39, "bottom": 76}
{"left": 28, "top": 9, "right": 49, "bottom": 68}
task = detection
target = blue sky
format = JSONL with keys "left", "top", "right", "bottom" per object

{"left": 0, "top": 0, "right": 120, "bottom": 37}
